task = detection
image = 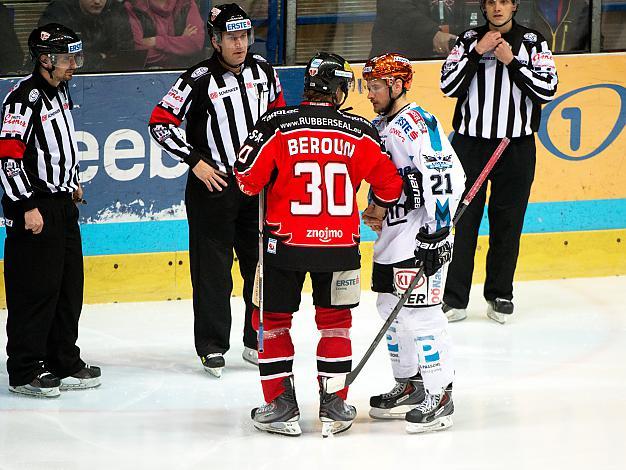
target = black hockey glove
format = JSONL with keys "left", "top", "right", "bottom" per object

{"left": 402, "top": 170, "right": 424, "bottom": 211}
{"left": 414, "top": 226, "right": 452, "bottom": 277}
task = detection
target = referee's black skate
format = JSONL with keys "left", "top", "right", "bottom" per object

{"left": 319, "top": 378, "right": 357, "bottom": 437}
{"left": 486, "top": 298, "right": 514, "bottom": 324}
{"left": 251, "top": 376, "right": 301, "bottom": 436}
{"left": 369, "top": 373, "right": 425, "bottom": 419}
{"left": 60, "top": 365, "right": 101, "bottom": 390}
{"left": 200, "top": 353, "right": 225, "bottom": 378}
{"left": 405, "top": 385, "right": 454, "bottom": 433}
{"left": 8, "top": 371, "right": 60, "bottom": 398}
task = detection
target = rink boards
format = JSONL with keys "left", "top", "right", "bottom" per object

{"left": 0, "top": 54, "right": 624, "bottom": 304}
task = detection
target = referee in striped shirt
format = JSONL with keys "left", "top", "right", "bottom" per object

{"left": 0, "top": 24, "right": 100, "bottom": 397}
{"left": 439, "top": 0, "right": 558, "bottom": 324}
{"left": 149, "top": 4, "right": 285, "bottom": 376}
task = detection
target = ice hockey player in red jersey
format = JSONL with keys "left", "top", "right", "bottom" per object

{"left": 362, "top": 53, "right": 465, "bottom": 433}
{"left": 234, "top": 52, "right": 403, "bottom": 437}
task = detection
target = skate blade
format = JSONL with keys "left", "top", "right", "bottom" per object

{"left": 9, "top": 385, "right": 61, "bottom": 398}
{"left": 487, "top": 310, "right": 508, "bottom": 324}
{"left": 369, "top": 405, "right": 415, "bottom": 420}
{"left": 321, "top": 419, "right": 353, "bottom": 438}
{"left": 204, "top": 366, "right": 223, "bottom": 378}
{"left": 60, "top": 377, "right": 101, "bottom": 391}
{"left": 253, "top": 419, "right": 302, "bottom": 436}
{"left": 405, "top": 416, "right": 453, "bottom": 434}
{"left": 445, "top": 309, "right": 467, "bottom": 322}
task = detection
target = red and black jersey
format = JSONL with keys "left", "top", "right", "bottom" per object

{"left": 235, "top": 102, "right": 402, "bottom": 272}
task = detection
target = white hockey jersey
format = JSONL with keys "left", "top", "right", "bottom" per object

{"left": 372, "top": 103, "right": 466, "bottom": 265}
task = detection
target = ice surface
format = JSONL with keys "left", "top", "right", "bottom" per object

{"left": 1, "top": 277, "right": 625, "bottom": 469}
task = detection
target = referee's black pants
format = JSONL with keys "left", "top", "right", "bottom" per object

{"left": 3, "top": 194, "right": 85, "bottom": 386}
{"left": 443, "top": 134, "right": 536, "bottom": 309}
{"left": 185, "top": 174, "right": 258, "bottom": 357}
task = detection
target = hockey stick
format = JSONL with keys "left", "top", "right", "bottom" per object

{"left": 325, "top": 137, "right": 511, "bottom": 393}
{"left": 255, "top": 83, "right": 269, "bottom": 353}
{"left": 257, "top": 189, "right": 265, "bottom": 353}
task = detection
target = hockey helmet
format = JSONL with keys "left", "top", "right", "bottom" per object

{"left": 207, "top": 3, "right": 254, "bottom": 46}
{"left": 304, "top": 52, "right": 355, "bottom": 97}
{"left": 362, "top": 53, "right": 413, "bottom": 91}
{"left": 28, "top": 23, "right": 84, "bottom": 68}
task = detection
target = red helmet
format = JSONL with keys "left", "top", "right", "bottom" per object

{"left": 363, "top": 53, "right": 413, "bottom": 91}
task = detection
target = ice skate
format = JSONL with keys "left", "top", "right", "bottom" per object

{"left": 9, "top": 372, "right": 61, "bottom": 398}
{"left": 405, "top": 386, "right": 454, "bottom": 433}
{"left": 201, "top": 353, "right": 225, "bottom": 377}
{"left": 251, "top": 377, "right": 301, "bottom": 436}
{"left": 486, "top": 298, "right": 514, "bottom": 324}
{"left": 369, "top": 373, "right": 425, "bottom": 419}
{"left": 60, "top": 365, "right": 102, "bottom": 390}
{"left": 242, "top": 346, "right": 258, "bottom": 366}
{"left": 319, "top": 378, "right": 357, "bottom": 437}
{"left": 443, "top": 302, "right": 467, "bottom": 322}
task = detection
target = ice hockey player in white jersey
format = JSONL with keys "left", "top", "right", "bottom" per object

{"left": 362, "top": 53, "right": 465, "bottom": 433}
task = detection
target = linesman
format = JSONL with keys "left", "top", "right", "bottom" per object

{"left": 0, "top": 24, "right": 101, "bottom": 398}
{"left": 439, "top": 0, "right": 558, "bottom": 323}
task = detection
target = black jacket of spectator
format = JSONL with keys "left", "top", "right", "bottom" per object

{"left": 39, "top": 0, "right": 135, "bottom": 71}
{"left": 529, "top": 0, "right": 590, "bottom": 53}
{"left": 371, "top": 0, "right": 440, "bottom": 58}
{"left": 0, "top": 4, "right": 24, "bottom": 75}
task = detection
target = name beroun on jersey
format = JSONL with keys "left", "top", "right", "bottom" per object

{"left": 287, "top": 136, "right": 355, "bottom": 158}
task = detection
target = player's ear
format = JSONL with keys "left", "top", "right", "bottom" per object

{"left": 39, "top": 54, "right": 52, "bottom": 68}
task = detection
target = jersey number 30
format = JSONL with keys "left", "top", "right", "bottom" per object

{"left": 291, "top": 161, "right": 354, "bottom": 216}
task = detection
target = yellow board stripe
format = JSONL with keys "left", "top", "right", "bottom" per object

{"left": 0, "top": 229, "right": 623, "bottom": 307}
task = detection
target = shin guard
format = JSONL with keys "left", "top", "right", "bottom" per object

{"left": 252, "top": 308, "right": 294, "bottom": 403}
{"left": 315, "top": 307, "right": 352, "bottom": 400}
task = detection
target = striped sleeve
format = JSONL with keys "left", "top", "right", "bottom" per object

{"left": 148, "top": 75, "right": 202, "bottom": 168}
{"left": 507, "top": 40, "right": 558, "bottom": 104}
{"left": 0, "top": 100, "right": 36, "bottom": 208}
{"left": 440, "top": 37, "right": 482, "bottom": 98}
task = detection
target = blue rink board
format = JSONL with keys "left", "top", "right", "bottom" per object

{"left": 0, "top": 198, "right": 624, "bottom": 258}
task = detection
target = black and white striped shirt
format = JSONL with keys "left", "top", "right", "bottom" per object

{"left": 149, "top": 52, "right": 285, "bottom": 174}
{"left": 0, "top": 72, "right": 79, "bottom": 211}
{"left": 440, "top": 22, "right": 558, "bottom": 139}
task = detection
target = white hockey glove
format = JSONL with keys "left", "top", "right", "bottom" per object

{"left": 414, "top": 226, "right": 452, "bottom": 277}
{"left": 403, "top": 170, "right": 424, "bottom": 211}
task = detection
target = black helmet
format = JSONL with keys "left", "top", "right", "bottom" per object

{"left": 28, "top": 23, "right": 83, "bottom": 62}
{"left": 304, "top": 52, "right": 355, "bottom": 99}
{"left": 207, "top": 3, "right": 254, "bottom": 46}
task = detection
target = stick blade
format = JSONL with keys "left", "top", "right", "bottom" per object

{"left": 324, "top": 375, "right": 347, "bottom": 394}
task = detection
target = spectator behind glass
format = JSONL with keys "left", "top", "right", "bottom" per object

{"left": 39, "top": 0, "right": 135, "bottom": 72}
{"left": 530, "top": 0, "right": 590, "bottom": 52}
{"left": 0, "top": 4, "right": 24, "bottom": 75}
{"left": 371, "top": 0, "right": 461, "bottom": 59}
{"left": 124, "top": 0, "right": 205, "bottom": 69}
